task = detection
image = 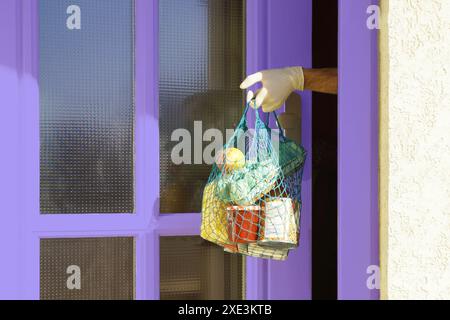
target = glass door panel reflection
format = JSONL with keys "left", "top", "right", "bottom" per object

{"left": 39, "top": 0, "right": 135, "bottom": 214}
{"left": 160, "top": 236, "right": 244, "bottom": 300}
{"left": 159, "top": 0, "right": 246, "bottom": 213}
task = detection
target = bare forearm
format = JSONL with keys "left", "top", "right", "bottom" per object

{"left": 303, "top": 68, "right": 338, "bottom": 95}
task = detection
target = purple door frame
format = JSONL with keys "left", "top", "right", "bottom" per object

{"left": 245, "top": 0, "right": 313, "bottom": 300}
{"left": 0, "top": 0, "right": 22, "bottom": 300}
{"left": 338, "top": 0, "right": 380, "bottom": 300}
{"left": 247, "top": 0, "right": 380, "bottom": 300}
{"left": 1, "top": 0, "right": 157, "bottom": 300}
{"left": 0, "top": 0, "right": 379, "bottom": 300}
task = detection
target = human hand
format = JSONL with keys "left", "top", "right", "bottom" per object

{"left": 240, "top": 67, "right": 304, "bottom": 112}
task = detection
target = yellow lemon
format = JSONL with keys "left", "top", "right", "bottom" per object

{"left": 216, "top": 148, "right": 245, "bottom": 172}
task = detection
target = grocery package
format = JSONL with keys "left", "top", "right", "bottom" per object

{"left": 200, "top": 103, "right": 306, "bottom": 260}
{"left": 200, "top": 182, "right": 229, "bottom": 246}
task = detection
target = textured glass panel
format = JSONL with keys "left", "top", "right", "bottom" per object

{"left": 40, "top": 237, "right": 135, "bottom": 300}
{"left": 160, "top": 236, "right": 245, "bottom": 300}
{"left": 159, "top": 0, "right": 246, "bottom": 213}
{"left": 40, "top": 0, "right": 135, "bottom": 214}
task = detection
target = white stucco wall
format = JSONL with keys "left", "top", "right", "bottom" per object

{"left": 384, "top": 0, "right": 450, "bottom": 299}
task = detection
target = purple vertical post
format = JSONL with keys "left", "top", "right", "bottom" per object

{"left": 265, "top": 0, "right": 312, "bottom": 300}
{"left": 338, "top": 0, "right": 379, "bottom": 300}
{"left": 0, "top": 0, "right": 22, "bottom": 300}
{"left": 141, "top": 0, "right": 160, "bottom": 300}
{"left": 246, "top": 0, "right": 312, "bottom": 300}
{"left": 245, "top": 0, "right": 269, "bottom": 300}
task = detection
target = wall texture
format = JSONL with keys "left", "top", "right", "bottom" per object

{"left": 382, "top": 0, "right": 450, "bottom": 299}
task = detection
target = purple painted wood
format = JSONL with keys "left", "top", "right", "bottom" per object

{"left": 0, "top": 0, "right": 22, "bottom": 300}
{"left": 144, "top": 0, "right": 160, "bottom": 300}
{"left": 2, "top": 0, "right": 156, "bottom": 300}
{"left": 265, "top": 0, "right": 312, "bottom": 300}
{"left": 244, "top": 0, "right": 268, "bottom": 300}
{"left": 338, "top": 0, "right": 380, "bottom": 300}
{"left": 245, "top": 0, "right": 313, "bottom": 300}
{"left": 0, "top": 0, "right": 379, "bottom": 301}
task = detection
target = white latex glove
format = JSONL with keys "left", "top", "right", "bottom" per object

{"left": 240, "top": 67, "right": 304, "bottom": 112}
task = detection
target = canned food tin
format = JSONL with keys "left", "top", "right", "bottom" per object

{"left": 258, "top": 198, "right": 299, "bottom": 249}
{"left": 227, "top": 206, "right": 261, "bottom": 243}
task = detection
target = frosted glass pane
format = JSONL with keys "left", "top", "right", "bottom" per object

{"left": 159, "top": 0, "right": 246, "bottom": 213}
{"left": 39, "top": 0, "right": 135, "bottom": 214}
{"left": 160, "top": 236, "right": 245, "bottom": 300}
{"left": 40, "top": 237, "right": 135, "bottom": 300}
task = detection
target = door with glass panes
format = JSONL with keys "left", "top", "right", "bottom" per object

{"left": 16, "top": 0, "right": 312, "bottom": 299}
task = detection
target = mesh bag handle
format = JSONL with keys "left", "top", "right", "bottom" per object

{"left": 264, "top": 111, "right": 287, "bottom": 140}
{"left": 228, "top": 102, "right": 270, "bottom": 162}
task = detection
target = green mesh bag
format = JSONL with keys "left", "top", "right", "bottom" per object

{"left": 201, "top": 103, "right": 306, "bottom": 260}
